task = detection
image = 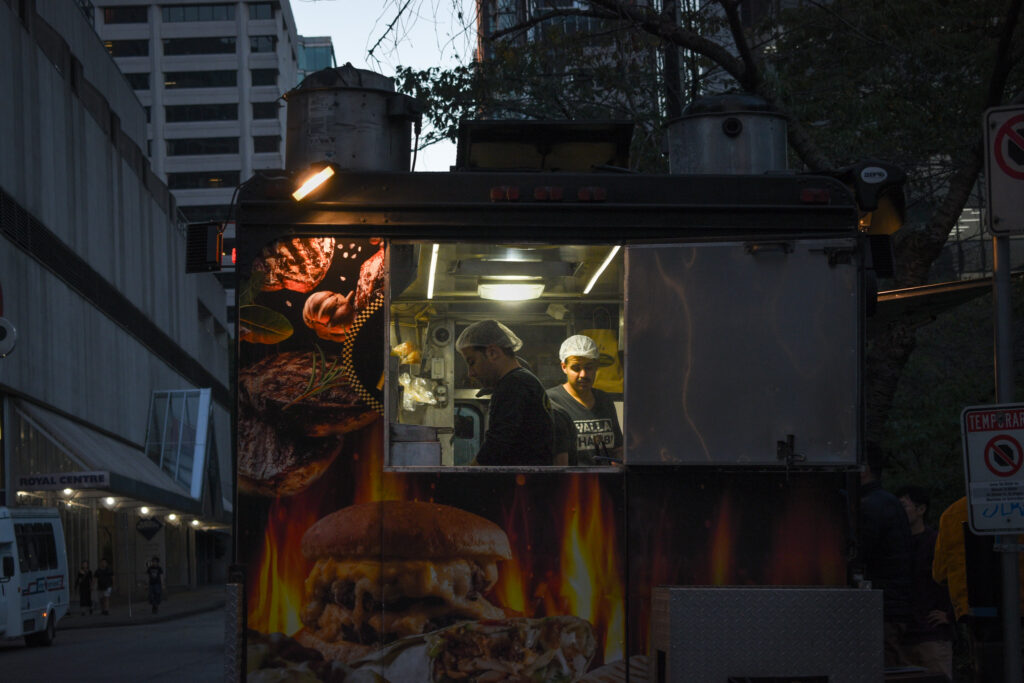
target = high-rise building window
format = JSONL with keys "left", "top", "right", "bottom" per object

{"left": 253, "top": 135, "right": 281, "bottom": 153}
{"left": 251, "top": 69, "right": 278, "bottom": 86}
{"left": 167, "top": 137, "right": 240, "bottom": 156}
{"left": 163, "top": 37, "right": 236, "bottom": 56}
{"left": 250, "top": 36, "right": 277, "bottom": 53}
{"left": 144, "top": 106, "right": 151, "bottom": 123}
{"left": 248, "top": 3, "right": 275, "bottom": 20}
{"left": 164, "top": 71, "right": 237, "bottom": 89}
{"left": 298, "top": 44, "right": 335, "bottom": 73}
{"left": 167, "top": 171, "right": 241, "bottom": 189}
{"left": 124, "top": 72, "right": 150, "bottom": 90}
{"left": 161, "top": 3, "right": 235, "bottom": 22}
{"left": 102, "top": 6, "right": 148, "bottom": 23}
{"left": 104, "top": 39, "right": 149, "bottom": 57}
{"left": 166, "top": 103, "right": 238, "bottom": 123}
{"left": 252, "top": 101, "right": 279, "bottom": 119}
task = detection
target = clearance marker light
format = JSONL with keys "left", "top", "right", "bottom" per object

{"left": 584, "top": 245, "right": 621, "bottom": 294}
{"left": 427, "top": 244, "right": 440, "bottom": 299}
{"left": 292, "top": 166, "right": 335, "bottom": 201}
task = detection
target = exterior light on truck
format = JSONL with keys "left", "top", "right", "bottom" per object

{"left": 427, "top": 244, "right": 439, "bottom": 299}
{"left": 292, "top": 166, "right": 335, "bottom": 201}
{"left": 478, "top": 278, "right": 545, "bottom": 301}
{"left": 584, "top": 246, "right": 621, "bottom": 294}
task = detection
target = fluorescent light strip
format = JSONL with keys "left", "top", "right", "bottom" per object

{"left": 426, "top": 243, "right": 439, "bottom": 299}
{"left": 292, "top": 166, "right": 335, "bottom": 200}
{"left": 584, "top": 245, "right": 621, "bottom": 294}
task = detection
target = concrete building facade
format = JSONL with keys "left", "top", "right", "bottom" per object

{"left": 1, "top": 0, "right": 232, "bottom": 600}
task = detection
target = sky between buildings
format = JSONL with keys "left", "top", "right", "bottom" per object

{"left": 290, "top": 0, "right": 475, "bottom": 171}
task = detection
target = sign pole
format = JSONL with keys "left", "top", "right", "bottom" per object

{"left": 994, "top": 231, "right": 1022, "bottom": 682}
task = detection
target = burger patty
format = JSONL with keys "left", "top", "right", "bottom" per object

{"left": 300, "top": 558, "right": 503, "bottom": 646}
{"left": 239, "top": 351, "right": 377, "bottom": 437}
{"left": 237, "top": 409, "right": 344, "bottom": 497}
{"left": 253, "top": 237, "right": 335, "bottom": 293}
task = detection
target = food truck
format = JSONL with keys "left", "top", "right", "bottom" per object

{"left": 228, "top": 67, "right": 906, "bottom": 682}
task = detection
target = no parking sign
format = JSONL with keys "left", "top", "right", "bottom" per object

{"left": 984, "top": 105, "right": 1024, "bottom": 234}
{"left": 962, "top": 404, "right": 1024, "bottom": 534}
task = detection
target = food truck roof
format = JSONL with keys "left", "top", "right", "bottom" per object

{"left": 236, "top": 169, "right": 860, "bottom": 246}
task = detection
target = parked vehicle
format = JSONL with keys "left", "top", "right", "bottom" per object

{"left": 0, "top": 506, "right": 69, "bottom": 646}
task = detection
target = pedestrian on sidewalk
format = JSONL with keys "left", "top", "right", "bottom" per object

{"left": 146, "top": 556, "right": 165, "bottom": 614}
{"left": 76, "top": 560, "right": 94, "bottom": 616}
{"left": 95, "top": 558, "right": 113, "bottom": 615}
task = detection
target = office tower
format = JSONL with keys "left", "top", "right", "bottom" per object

{"left": 297, "top": 35, "right": 336, "bottom": 83}
{"left": 94, "top": 1, "right": 300, "bottom": 321}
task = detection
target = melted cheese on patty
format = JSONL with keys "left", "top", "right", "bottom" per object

{"left": 303, "top": 558, "right": 504, "bottom": 642}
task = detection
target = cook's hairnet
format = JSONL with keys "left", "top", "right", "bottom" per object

{"left": 559, "top": 335, "right": 599, "bottom": 362}
{"left": 456, "top": 320, "right": 523, "bottom": 352}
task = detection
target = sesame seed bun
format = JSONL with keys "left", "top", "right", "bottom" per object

{"left": 301, "top": 501, "right": 512, "bottom": 561}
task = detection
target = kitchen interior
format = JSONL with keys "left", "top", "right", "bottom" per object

{"left": 387, "top": 241, "right": 624, "bottom": 467}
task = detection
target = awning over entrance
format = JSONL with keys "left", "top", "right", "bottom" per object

{"left": 12, "top": 399, "right": 207, "bottom": 517}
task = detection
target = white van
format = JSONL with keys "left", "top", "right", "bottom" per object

{"left": 0, "top": 507, "right": 70, "bottom": 646}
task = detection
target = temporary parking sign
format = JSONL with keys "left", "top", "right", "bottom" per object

{"left": 984, "top": 106, "right": 1024, "bottom": 234}
{"left": 962, "top": 404, "right": 1024, "bottom": 534}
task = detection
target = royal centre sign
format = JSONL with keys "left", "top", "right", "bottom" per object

{"left": 16, "top": 471, "right": 111, "bottom": 491}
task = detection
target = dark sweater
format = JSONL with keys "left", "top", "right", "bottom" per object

{"left": 859, "top": 480, "right": 913, "bottom": 622}
{"left": 476, "top": 368, "right": 555, "bottom": 466}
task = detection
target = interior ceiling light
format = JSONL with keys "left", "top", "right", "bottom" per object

{"left": 427, "top": 244, "right": 439, "bottom": 299}
{"left": 478, "top": 279, "right": 545, "bottom": 301}
{"left": 292, "top": 166, "right": 335, "bottom": 201}
{"left": 583, "top": 245, "right": 621, "bottom": 295}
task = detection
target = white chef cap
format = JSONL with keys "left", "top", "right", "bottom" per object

{"left": 456, "top": 320, "right": 523, "bottom": 352}
{"left": 559, "top": 335, "right": 599, "bottom": 362}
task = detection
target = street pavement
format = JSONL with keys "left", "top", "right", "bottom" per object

{"left": 59, "top": 583, "right": 226, "bottom": 631}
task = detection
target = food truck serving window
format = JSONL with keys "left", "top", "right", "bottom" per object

{"left": 386, "top": 240, "right": 625, "bottom": 470}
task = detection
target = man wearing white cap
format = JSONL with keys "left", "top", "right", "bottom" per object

{"left": 547, "top": 335, "right": 623, "bottom": 465}
{"left": 455, "top": 320, "right": 555, "bottom": 466}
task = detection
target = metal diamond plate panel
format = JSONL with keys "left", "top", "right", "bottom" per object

{"left": 650, "top": 587, "right": 882, "bottom": 682}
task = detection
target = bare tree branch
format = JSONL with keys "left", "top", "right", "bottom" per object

{"left": 718, "top": 0, "right": 760, "bottom": 90}
{"left": 368, "top": 0, "right": 414, "bottom": 61}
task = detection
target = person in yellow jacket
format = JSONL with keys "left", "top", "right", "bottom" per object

{"left": 933, "top": 495, "right": 1024, "bottom": 680}
{"left": 933, "top": 496, "right": 970, "bottom": 620}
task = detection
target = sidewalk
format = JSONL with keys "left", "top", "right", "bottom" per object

{"left": 59, "top": 583, "right": 227, "bottom": 630}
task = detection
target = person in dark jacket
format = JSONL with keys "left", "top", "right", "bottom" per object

{"left": 456, "top": 320, "right": 555, "bottom": 466}
{"left": 859, "top": 442, "right": 913, "bottom": 667}
{"left": 896, "top": 485, "right": 954, "bottom": 679}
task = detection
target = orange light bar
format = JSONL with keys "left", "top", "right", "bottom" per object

{"left": 292, "top": 166, "right": 335, "bottom": 201}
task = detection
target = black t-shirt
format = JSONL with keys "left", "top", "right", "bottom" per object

{"left": 546, "top": 385, "right": 622, "bottom": 465}
{"left": 147, "top": 565, "right": 164, "bottom": 585}
{"left": 476, "top": 367, "right": 555, "bottom": 466}
{"left": 95, "top": 566, "right": 113, "bottom": 590}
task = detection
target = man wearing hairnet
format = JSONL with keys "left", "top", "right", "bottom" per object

{"left": 455, "top": 320, "right": 556, "bottom": 466}
{"left": 547, "top": 334, "right": 623, "bottom": 465}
